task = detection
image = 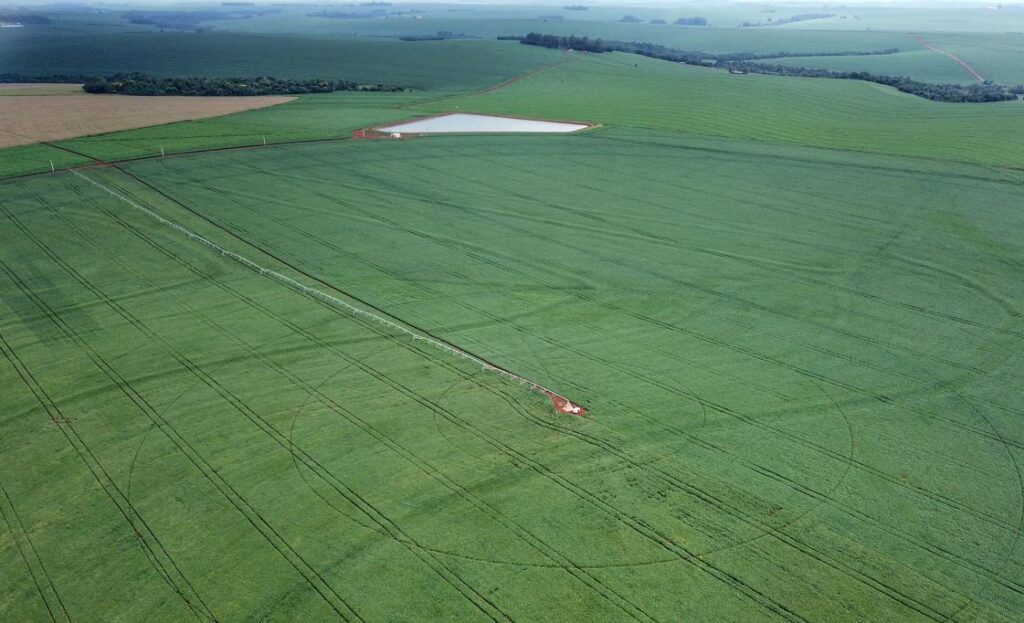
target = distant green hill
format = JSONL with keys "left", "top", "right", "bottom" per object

{"left": 413, "top": 52, "right": 1024, "bottom": 167}
{"left": 0, "top": 31, "right": 561, "bottom": 91}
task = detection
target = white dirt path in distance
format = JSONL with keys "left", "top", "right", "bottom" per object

{"left": 914, "top": 36, "right": 986, "bottom": 83}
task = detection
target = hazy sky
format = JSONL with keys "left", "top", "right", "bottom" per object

{"left": 0, "top": 0, "right": 1014, "bottom": 6}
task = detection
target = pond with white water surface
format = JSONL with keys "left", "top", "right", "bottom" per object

{"left": 377, "top": 113, "right": 589, "bottom": 134}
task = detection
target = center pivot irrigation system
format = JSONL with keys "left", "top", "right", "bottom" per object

{"left": 71, "top": 169, "right": 588, "bottom": 416}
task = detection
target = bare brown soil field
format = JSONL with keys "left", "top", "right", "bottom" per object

{"left": 0, "top": 94, "right": 295, "bottom": 147}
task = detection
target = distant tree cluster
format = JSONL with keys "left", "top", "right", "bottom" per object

{"left": 122, "top": 9, "right": 275, "bottom": 30}
{"left": 674, "top": 17, "right": 708, "bottom": 26}
{"left": 737, "top": 63, "right": 1022, "bottom": 102}
{"left": 518, "top": 33, "right": 1024, "bottom": 103}
{"left": 620, "top": 42, "right": 901, "bottom": 63}
{"left": 399, "top": 31, "right": 470, "bottom": 41}
{"left": 520, "top": 34, "right": 895, "bottom": 63}
{"left": 81, "top": 74, "right": 404, "bottom": 96}
{"left": 754, "top": 48, "right": 901, "bottom": 60}
{"left": 741, "top": 13, "right": 835, "bottom": 27}
{"left": 308, "top": 9, "right": 388, "bottom": 19}
{"left": 520, "top": 33, "right": 608, "bottom": 53}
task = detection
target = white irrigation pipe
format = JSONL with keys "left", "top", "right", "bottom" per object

{"left": 71, "top": 169, "right": 575, "bottom": 404}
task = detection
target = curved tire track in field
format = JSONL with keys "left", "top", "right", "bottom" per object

{"left": 161, "top": 161, "right": 845, "bottom": 527}
{"left": 38, "top": 179, "right": 523, "bottom": 623}
{"left": 181, "top": 165, "right": 856, "bottom": 546}
{"left": 916, "top": 364, "right": 1024, "bottom": 619}
{"left": 303, "top": 147, "right": 1019, "bottom": 389}
{"left": 260, "top": 158, "right": 1024, "bottom": 459}
{"left": 272, "top": 167, "right": 1024, "bottom": 606}
{"left": 74, "top": 169, "right": 811, "bottom": 623}
{"left": 376, "top": 159, "right": 1024, "bottom": 438}
{"left": 1, "top": 202, "right": 371, "bottom": 623}
{"left": 51, "top": 173, "right": 660, "bottom": 623}
{"left": 66, "top": 155, "right": 1024, "bottom": 618}
{"left": 107, "top": 169, "right": 978, "bottom": 623}
{"left": 94, "top": 194, "right": 664, "bottom": 623}
{"left": 485, "top": 149, "right": 1023, "bottom": 351}
{"left": 159, "top": 153, "right": 1024, "bottom": 558}
{"left": 146, "top": 159, "right": 1024, "bottom": 573}
{"left": 0, "top": 265, "right": 218, "bottom": 623}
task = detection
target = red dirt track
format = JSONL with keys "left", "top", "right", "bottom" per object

{"left": 547, "top": 391, "right": 587, "bottom": 416}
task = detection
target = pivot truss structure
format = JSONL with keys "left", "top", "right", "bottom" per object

{"left": 71, "top": 169, "right": 588, "bottom": 416}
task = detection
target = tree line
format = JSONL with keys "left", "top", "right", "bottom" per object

{"left": 517, "top": 33, "right": 1024, "bottom": 103}
{"left": 122, "top": 9, "right": 276, "bottom": 31}
{"left": 741, "top": 13, "right": 835, "bottom": 28}
{"left": 519, "top": 33, "right": 608, "bottom": 53}
{"left": 519, "top": 33, "right": 896, "bottom": 61}
{"left": 729, "top": 62, "right": 1023, "bottom": 102}
{"left": 81, "top": 74, "right": 404, "bottom": 96}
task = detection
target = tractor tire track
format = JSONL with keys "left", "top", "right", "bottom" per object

{"left": 338, "top": 164, "right": 1024, "bottom": 447}
{"left": 85, "top": 166, "right": 1012, "bottom": 621}
{"left": 418, "top": 151, "right": 1017, "bottom": 377}
{"left": 58, "top": 175, "right": 664, "bottom": 623}
{"left": 10, "top": 187, "right": 521, "bottom": 623}
{"left": 417, "top": 148, "right": 1023, "bottom": 343}
{"left": 917, "top": 365, "right": 1024, "bottom": 615}
{"left": 0, "top": 207, "right": 367, "bottom": 623}
{"left": 55, "top": 189, "right": 648, "bottom": 621}
{"left": 242, "top": 155, "right": 1011, "bottom": 399}
{"left": 190, "top": 167, "right": 1024, "bottom": 530}
{"left": 129, "top": 161, "right": 1024, "bottom": 574}
{"left": 0, "top": 318, "right": 216, "bottom": 622}
{"left": 173, "top": 171, "right": 802, "bottom": 411}
{"left": 0, "top": 480, "right": 72, "bottom": 622}
{"left": 112, "top": 169, "right": 979, "bottom": 623}
{"left": 511, "top": 385, "right": 1024, "bottom": 601}
{"left": 53, "top": 176, "right": 587, "bottom": 623}
{"left": 78, "top": 169, "right": 811, "bottom": 623}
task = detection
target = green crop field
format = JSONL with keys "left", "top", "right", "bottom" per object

{"left": 766, "top": 50, "right": 979, "bottom": 86}
{"left": 3, "top": 123, "right": 1023, "bottom": 623}
{"left": 0, "top": 145, "right": 94, "bottom": 180}
{"left": 774, "top": 33, "right": 1024, "bottom": 87}
{"left": 2, "top": 4, "right": 1024, "bottom": 622}
{"left": 49, "top": 92, "right": 439, "bottom": 164}
{"left": 411, "top": 53, "right": 1024, "bottom": 167}
{"left": 7, "top": 4, "right": 1024, "bottom": 88}
{"left": 22, "top": 49, "right": 1022, "bottom": 175}
{"left": 0, "top": 30, "right": 560, "bottom": 91}
{"left": 923, "top": 33, "right": 1024, "bottom": 86}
